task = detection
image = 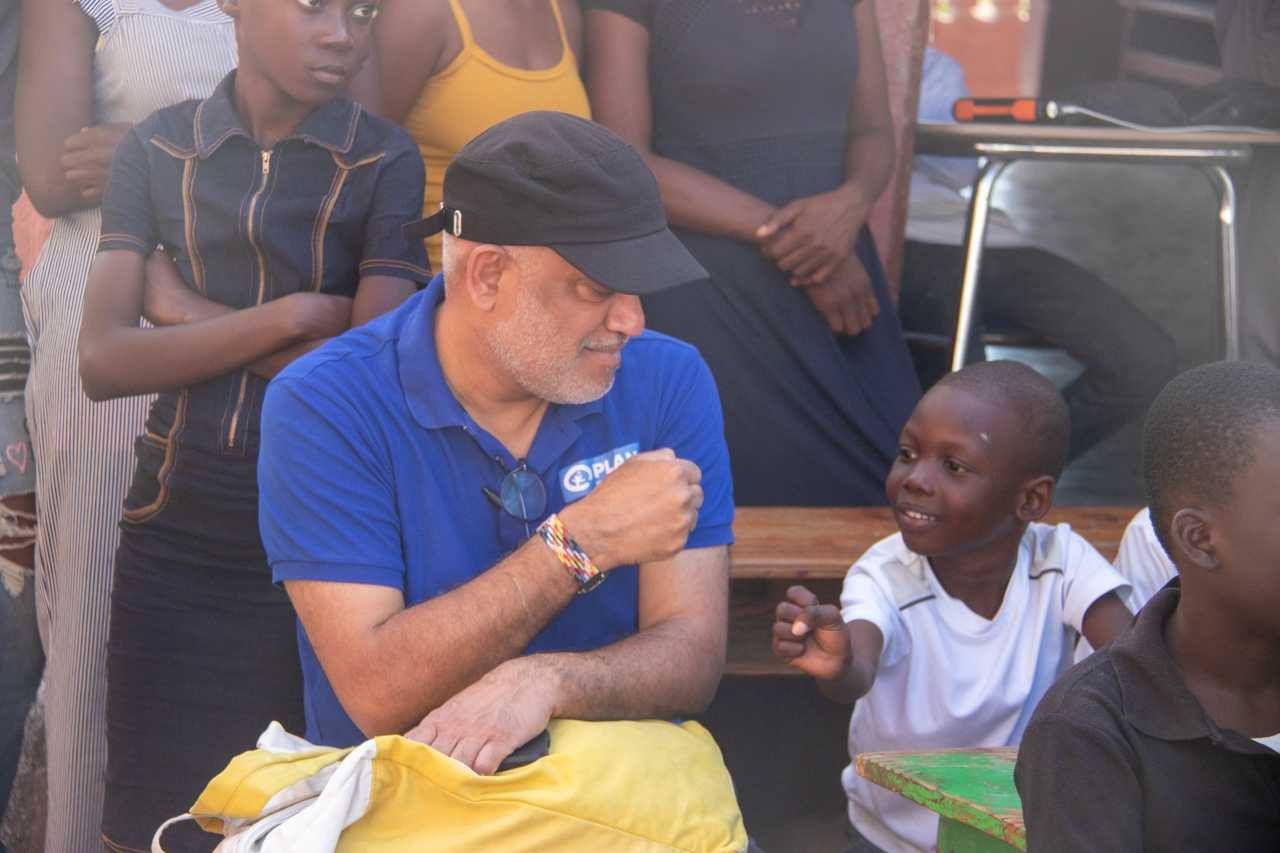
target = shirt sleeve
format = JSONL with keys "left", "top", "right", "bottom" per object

{"left": 839, "top": 560, "right": 901, "bottom": 667}
{"left": 1113, "top": 509, "right": 1177, "bottom": 612}
{"left": 98, "top": 126, "right": 157, "bottom": 256}
{"left": 1015, "top": 710, "right": 1144, "bottom": 852}
{"left": 1060, "top": 525, "right": 1131, "bottom": 633}
{"left": 582, "top": 0, "right": 652, "bottom": 27}
{"left": 259, "top": 375, "right": 406, "bottom": 590}
{"left": 656, "top": 349, "right": 733, "bottom": 549}
{"left": 357, "top": 135, "right": 432, "bottom": 284}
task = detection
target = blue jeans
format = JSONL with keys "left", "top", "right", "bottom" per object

{"left": 0, "top": 558, "right": 40, "bottom": 818}
{"left": 0, "top": 239, "right": 39, "bottom": 829}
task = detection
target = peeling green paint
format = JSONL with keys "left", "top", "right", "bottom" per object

{"left": 856, "top": 748, "right": 1026, "bottom": 851}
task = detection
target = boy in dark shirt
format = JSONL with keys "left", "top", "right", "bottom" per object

{"left": 1016, "top": 360, "right": 1280, "bottom": 852}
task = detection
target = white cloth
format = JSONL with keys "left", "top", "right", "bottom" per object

{"left": 1075, "top": 508, "right": 1176, "bottom": 661}
{"left": 1254, "top": 733, "right": 1280, "bottom": 753}
{"left": 907, "top": 48, "right": 1029, "bottom": 249}
{"left": 1112, "top": 508, "right": 1177, "bottom": 611}
{"left": 838, "top": 523, "right": 1130, "bottom": 853}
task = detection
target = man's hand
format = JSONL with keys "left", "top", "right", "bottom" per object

{"left": 755, "top": 186, "right": 869, "bottom": 284}
{"left": 558, "top": 448, "right": 702, "bottom": 572}
{"left": 405, "top": 657, "right": 555, "bottom": 775}
{"left": 772, "top": 585, "right": 851, "bottom": 683}
{"left": 60, "top": 122, "right": 131, "bottom": 204}
{"left": 803, "top": 254, "right": 879, "bottom": 337}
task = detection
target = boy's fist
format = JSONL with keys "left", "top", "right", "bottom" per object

{"left": 771, "top": 585, "right": 851, "bottom": 682}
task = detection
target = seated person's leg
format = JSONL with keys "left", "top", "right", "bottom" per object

{"left": 897, "top": 240, "right": 985, "bottom": 389}
{"left": 970, "top": 246, "right": 1176, "bottom": 458}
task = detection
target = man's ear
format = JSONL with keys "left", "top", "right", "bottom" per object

{"left": 1170, "top": 507, "right": 1218, "bottom": 571}
{"left": 1016, "top": 475, "right": 1055, "bottom": 523}
{"left": 461, "top": 245, "right": 513, "bottom": 312}
{"left": 218, "top": 0, "right": 240, "bottom": 19}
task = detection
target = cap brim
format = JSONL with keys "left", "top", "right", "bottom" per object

{"left": 551, "top": 228, "right": 708, "bottom": 296}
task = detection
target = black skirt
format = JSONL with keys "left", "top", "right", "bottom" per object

{"left": 101, "top": 453, "right": 304, "bottom": 853}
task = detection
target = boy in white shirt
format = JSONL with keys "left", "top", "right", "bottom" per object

{"left": 771, "top": 360, "right": 1133, "bottom": 853}
{"left": 1114, "top": 507, "right": 1177, "bottom": 611}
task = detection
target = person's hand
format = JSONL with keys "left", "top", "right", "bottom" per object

{"left": 278, "top": 291, "right": 353, "bottom": 341}
{"left": 755, "top": 186, "right": 870, "bottom": 284}
{"left": 60, "top": 122, "right": 132, "bottom": 204}
{"left": 558, "top": 448, "right": 702, "bottom": 572}
{"left": 405, "top": 658, "right": 554, "bottom": 775}
{"left": 803, "top": 253, "right": 879, "bottom": 337}
{"left": 771, "top": 585, "right": 851, "bottom": 682}
{"left": 142, "top": 251, "right": 203, "bottom": 326}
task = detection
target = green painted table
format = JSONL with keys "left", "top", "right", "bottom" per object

{"left": 856, "top": 748, "right": 1025, "bottom": 852}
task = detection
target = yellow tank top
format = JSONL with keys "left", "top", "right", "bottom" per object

{"left": 404, "top": 0, "right": 591, "bottom": 272}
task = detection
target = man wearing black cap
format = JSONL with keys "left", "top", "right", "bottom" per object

{"left": 257, "top": 112, "right": 734, "bottom": 775}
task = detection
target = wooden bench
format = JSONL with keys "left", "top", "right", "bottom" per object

{"left": 857, "top": 748, "right": 1025, "bottom": 851}
{"left": 726, "top": 506, "right": 1137, "bottom": 676}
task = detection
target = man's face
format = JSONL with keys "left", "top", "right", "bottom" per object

{"left": 230, "top": 0, "right": 377, "bottom": 105}
{"left": 484, "top": 248, "right": 645, "bottom": 405}
{"left": 885, "top": 385, "right": 1028, "bottom": 559}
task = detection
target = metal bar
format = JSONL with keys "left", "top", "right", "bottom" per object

{"left": 951, "top": 159, "right": 1009, "bottom": 372}
{"left": 1201, "top": 164, "right": 1241, "bottom": 360}
{"left": 973, "top": 143, "right": 1250, "bottom": 163}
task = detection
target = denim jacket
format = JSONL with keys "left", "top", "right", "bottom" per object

{"left": 99, "top": 71, "right": 429, "bottom": 532}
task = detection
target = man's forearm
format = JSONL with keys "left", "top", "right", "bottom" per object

{"left": 527, "top": 612, "right": 725, "bottom": 722}
{"left": 314, "top": 538, "right": 580, "bottom": 737}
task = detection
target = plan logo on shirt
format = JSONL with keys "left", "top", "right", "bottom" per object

{"left": 560, "top": 443, "right": 640, "bottom": 502}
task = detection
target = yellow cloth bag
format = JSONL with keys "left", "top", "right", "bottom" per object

{"left": 155, "top": 718, "right": 748, "bottom": 852}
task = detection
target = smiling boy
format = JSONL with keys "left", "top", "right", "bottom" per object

{"left": 772, "top": 360, "right": 1132, "bottom": 852}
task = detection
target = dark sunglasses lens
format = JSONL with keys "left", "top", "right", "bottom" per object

{"left": 500, "top": 468, "right": 546, "bottom": 521}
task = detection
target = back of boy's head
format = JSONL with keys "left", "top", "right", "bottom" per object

{"left": 933, "top": 360, "right": 1070, "bottom": 480}
{"left": 1143, "top": 360, "right": 1280, "bottom": 557}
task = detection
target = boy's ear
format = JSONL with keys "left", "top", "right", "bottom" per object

{"left": 1170, "top": 507, "right": 1218, "bottom": 571}
{"left": 1015, "top": 475, "right": 1055, "bottom": 524}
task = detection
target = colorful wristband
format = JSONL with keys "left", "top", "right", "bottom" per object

{"left": 537, "top": 513, "right": 604, "bottom": 594}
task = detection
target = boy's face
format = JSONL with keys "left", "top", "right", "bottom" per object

{"left": 1204, "top": 420, "right": 1280, "bottom": 636}
{"left": 885, "top": 385, "right": 1030, "bottom": 558}
{"left": 230, "top": 0, "right": 378, "bottom": 105}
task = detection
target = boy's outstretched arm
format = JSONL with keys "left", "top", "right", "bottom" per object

{"left": 772, "top": 585, "right": 883, "bottom": 704}
{"left": 1081, "top": 591, "right": 1133, "bottom": 651}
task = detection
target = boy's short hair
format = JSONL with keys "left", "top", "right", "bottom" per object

{"left": 1142, "top": 360, "right": 1280, "bottom": 556}
{"left": 934, "top": 360, "right": 1070, "bottom": 479}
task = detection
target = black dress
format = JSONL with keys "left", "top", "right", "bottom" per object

{"left": 589, "top": 0, "right": 921, "bottom": 506}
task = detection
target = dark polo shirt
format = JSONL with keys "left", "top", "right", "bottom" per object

{"left": 1015, "top": 582, "right": 1280, "bottom": 852}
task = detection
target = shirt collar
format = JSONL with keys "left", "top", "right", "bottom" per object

{"left": 397, "top": 275, "right": 605, "bottom": 437}
{"left": 1110, "top": 579, "right": 1264, "bottom": 753}
{"left": 194, "top": 70, "right": 362, "bottom": 159}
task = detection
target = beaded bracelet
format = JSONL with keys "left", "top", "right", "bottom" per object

{"left": 537, "top": 513, "right": 604, "bottom": 594}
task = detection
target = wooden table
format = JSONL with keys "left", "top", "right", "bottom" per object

{"left": 857, "top": 748, "right": 1025, "bottom": 852}
{"left": 725, "top": 506, "right": 1136, "bottom": 676}
{"left": 914, "top": 122, "right": 1280, "bottom": 368}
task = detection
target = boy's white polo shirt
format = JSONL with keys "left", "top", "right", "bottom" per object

{"left": 839, "top": 522, "right": 1130, "bottom": 853}
{"left": 1113, "top": 508, "right": 1176, "bottom": 611}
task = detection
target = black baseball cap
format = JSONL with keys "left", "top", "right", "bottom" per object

{"left": 403, "top": 111, "right": 708, "bottom": 295}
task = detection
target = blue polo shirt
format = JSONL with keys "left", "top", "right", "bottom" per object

{"left": 259, "top": 276, "right": 734, "bottom": 746}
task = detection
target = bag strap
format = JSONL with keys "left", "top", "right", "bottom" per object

{"left": 151, "top": 814, "right": 198, "bottom": 853}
